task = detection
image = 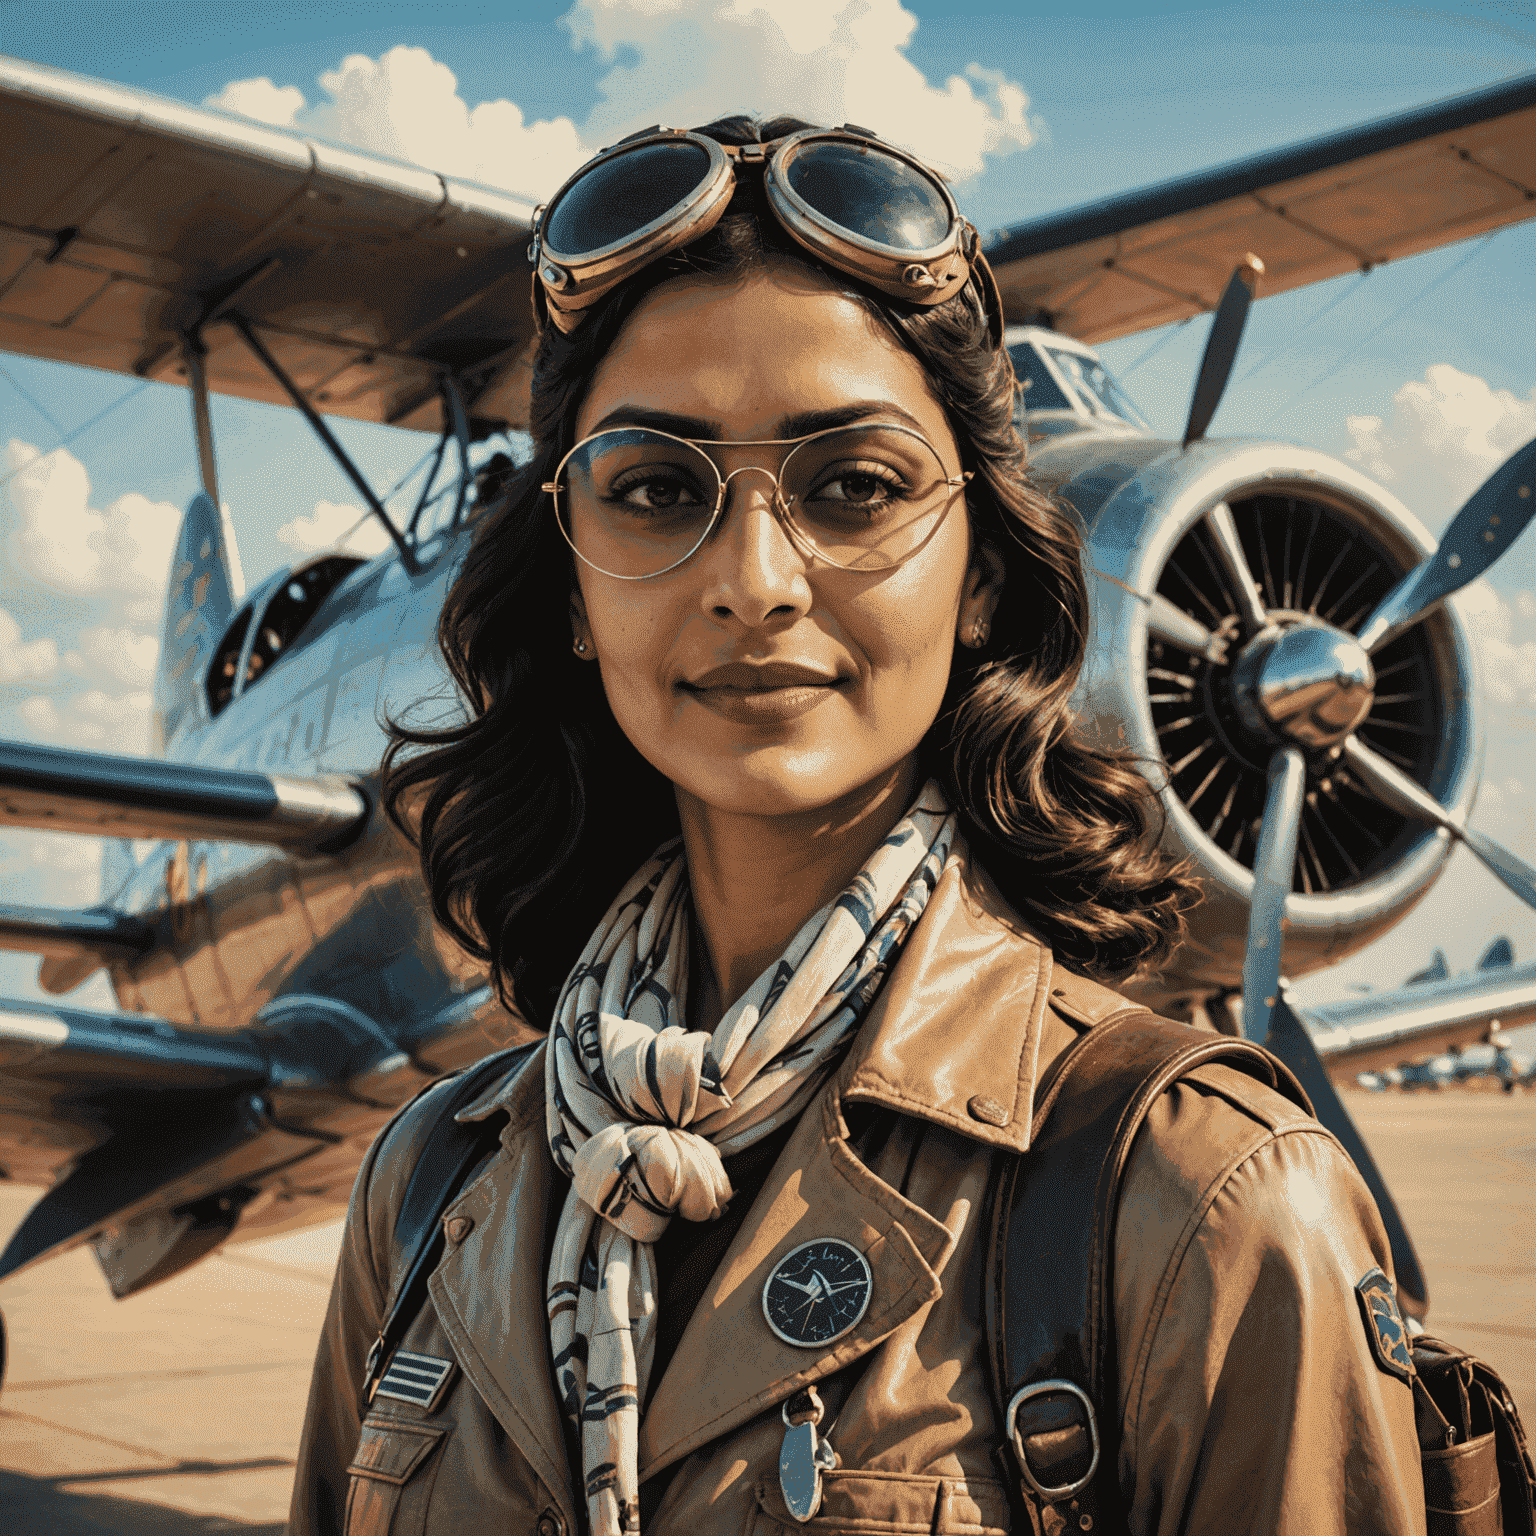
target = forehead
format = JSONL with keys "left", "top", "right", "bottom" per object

{"left": 573, "top": 270, "right": 955, "bottom": 445}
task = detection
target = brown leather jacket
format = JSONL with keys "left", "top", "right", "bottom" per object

{"left": 290, "top": 844, "right": 1426, "bottom": 1535}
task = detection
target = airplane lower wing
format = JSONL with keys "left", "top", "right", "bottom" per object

{"left": 0, "top": 740, "right": 368, "bottom": 850}
{"left": 1297, "top": 958, "right": 1536, "bottom": 1077}
{"left": 0, "top": 990, "right": 471, "bottom": 1298}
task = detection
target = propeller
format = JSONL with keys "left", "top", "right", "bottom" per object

{"left": 1181, "top": 255, "right": 1265, "bottom": 449}
{"left": 1203, "top": 435, "right": 1536, "bottom": 1320}
{"left": 1355, "top": 435, "right": 1536, "bottom": 654}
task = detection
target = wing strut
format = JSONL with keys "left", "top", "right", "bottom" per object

{"left": 229, "top": 315, "right": 418, "bottom": 572}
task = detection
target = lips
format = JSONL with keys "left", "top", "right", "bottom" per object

{"left": 680, "top": 659, "right": 846, "bottom": 724}
{"left": 685, "top": 661, "right": 841, "bottom": 691}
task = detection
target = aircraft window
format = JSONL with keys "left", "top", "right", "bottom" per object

{"left": 1007, "top": 342, "right": 1074, "bottom": 412}
{"left": 1043, "top": 346, "right": 1149, "bottom": 430}
{"left": 242, "top": 556, "right": 364, "bottom": 692}
{"left": 206, "top": 606, "right": 252, "bottom": 716}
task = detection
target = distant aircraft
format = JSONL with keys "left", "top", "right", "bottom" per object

{"left": 1, "top": 57, "right": 1534, "bottom": 1357}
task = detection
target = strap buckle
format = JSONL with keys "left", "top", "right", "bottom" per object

{"left": 1005, "top": 1379, "right": 1101, "bottom": 1503}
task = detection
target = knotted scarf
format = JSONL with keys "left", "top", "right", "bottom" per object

{"left": 544, "top": 781, "right": 955, "bottom": 1535}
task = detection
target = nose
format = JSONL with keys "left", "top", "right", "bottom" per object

{"left": 696, "top": 466, "right": 813, "bottom": 630}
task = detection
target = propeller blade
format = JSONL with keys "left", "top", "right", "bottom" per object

{"left": 1203, "top": 500, "right": 1270, "bottom": 633}
{"left": 1146, "top": 592, "right": 1225, "bottom": 662}
{"left": 1355, "top": 434, "right": 1536, "bottom": 654}
{"left": 1182, "top": 256, "right": 1264, "bottom": 449}
{"left": 1265, "top": 998, "right": 1429, "bottom": 1318}
{"left": 1342, "top": 737, "right": 1536, "bottom": 912}
{"left": 1241, "top": 746, "right": 1307, "bottom": 1044}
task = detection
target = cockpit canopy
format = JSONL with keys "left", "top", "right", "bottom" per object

{"left": 206, "top": 554, "right": 364, "bottom": 717}
{"left": 1006, "top": 326, "right": 1149, "bottom": 439}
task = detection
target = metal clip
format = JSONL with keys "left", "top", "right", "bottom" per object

{"left": 779, "top": 1386, "right": 836, "bottom": 1522}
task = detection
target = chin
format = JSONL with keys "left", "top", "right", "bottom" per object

{"left": 666, "top": 740, "right": 910, "bottom": 821}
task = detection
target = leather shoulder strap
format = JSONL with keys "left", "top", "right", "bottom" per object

{"left": 985, "top": 1012, "right": 1308, "bottom": 1530}
{"left": 359, "top": 1043, "right": 537, "bottom": 1411}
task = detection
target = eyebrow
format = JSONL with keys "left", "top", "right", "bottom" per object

{"left": 583, "top": 399, "right": 932, "bottom": 440}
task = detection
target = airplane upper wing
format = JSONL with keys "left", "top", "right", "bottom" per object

{"left": 984, "top": 72, "right": 1536, "bottom": 344}
{"left": 0, "top": 55, "right": 539, "bottom": 434}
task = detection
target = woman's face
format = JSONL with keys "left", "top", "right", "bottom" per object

{"left": 568, "top": 266, "right": 1001, "bottom": 821}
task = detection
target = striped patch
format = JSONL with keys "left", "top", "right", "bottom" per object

{"left": 375, "top": 1350, "right": 457, "bottom": 1412}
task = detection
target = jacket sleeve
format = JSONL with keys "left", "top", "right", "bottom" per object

{"left": 1113, "top": 1067, "right": 1426, "bottom": 1536}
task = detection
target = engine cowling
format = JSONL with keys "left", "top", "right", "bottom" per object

{"left": 1029, "top": 430, "right": 1482, "bottom": 1014}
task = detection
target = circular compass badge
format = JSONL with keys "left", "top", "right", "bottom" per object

{"left": 762, "top": 1238, "right": 873, "bottom": 1348}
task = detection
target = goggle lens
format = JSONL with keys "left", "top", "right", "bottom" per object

{"left": 553, "top": 426, "right": 961, "bottom": 579}
{"left": 544, "top": 139, "right": 716, "bottom": 256}
{"left": 784, "top": 140, "right": 952, "bottom": 252}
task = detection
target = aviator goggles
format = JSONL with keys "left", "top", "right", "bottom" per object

{"left": 528, "top": 126, "right": 1003, "bottom": 344}
{"left": 546, "top": 422, "right": 973, "bottom": 580}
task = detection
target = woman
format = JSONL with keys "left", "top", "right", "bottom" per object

{"left": 290, "top": 117, "right": 1423, "bottom": 1536}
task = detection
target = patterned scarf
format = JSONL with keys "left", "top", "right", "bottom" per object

{"left": 544, "top": 781, "right": 955, "bottom": 1535}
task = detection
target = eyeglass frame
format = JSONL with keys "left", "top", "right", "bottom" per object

{"left": 543, "top": 421, "right": 975, "bottom": 581}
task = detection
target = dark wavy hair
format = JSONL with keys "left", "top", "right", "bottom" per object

{"left": 383, "top": 114, "right": 1197, "bottom": 1027}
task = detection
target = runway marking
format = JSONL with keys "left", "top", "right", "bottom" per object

{"left": 3, "top": 1359, "right": 312, "bottom": 1393}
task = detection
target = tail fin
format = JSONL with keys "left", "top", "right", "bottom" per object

{"left": 152, "top": 493, "right": 244, "bottom": 754}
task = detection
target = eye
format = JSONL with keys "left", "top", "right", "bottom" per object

{"left": 806, "top": 461, "right": 908, "bottom": 508}
{"left": 606, "top": 466, "right": 711, "bottom": 512}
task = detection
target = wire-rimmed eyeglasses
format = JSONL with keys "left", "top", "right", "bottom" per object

{"left": 544, "top": 422, "right": 973, "bottom": 580}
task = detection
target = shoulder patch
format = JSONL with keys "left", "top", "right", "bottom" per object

{"left": 1355, "top": 1267, "right": 1414, "bottom": 1382}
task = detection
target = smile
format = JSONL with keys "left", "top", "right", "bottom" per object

{"left": 680, "top": 662, "right": 846, "bottom": 724}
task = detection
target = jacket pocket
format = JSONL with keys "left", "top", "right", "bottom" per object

{"left": 751, "top": 1469, "right": 1011, "bottom": 1534}
{"left": 345, "top": 1418, "right": 447, "bottom": 1536}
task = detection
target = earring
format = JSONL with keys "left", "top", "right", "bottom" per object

{"left": 968, "top": 618, "right": 990, "bottom": 648}
{"left": 573, "top": 638, "right": 589, "bottom": 655}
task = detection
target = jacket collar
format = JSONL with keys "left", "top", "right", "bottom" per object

{"left": 837, "top": 837, "right": 1057, "bottom": 1153}
{"left": 454, "top": 836, "right": 1061, "bottom": 1153}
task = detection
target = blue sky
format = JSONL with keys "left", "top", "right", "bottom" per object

{"left": 1, "top": 0, "right": 1533, "bottom": 1014}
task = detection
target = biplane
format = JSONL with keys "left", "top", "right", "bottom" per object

{"left": 0, "top": 56, "right": 1533, "bottom": 1352}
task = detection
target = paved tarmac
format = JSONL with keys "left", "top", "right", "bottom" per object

{"left": 0, "top": 1088, "right": 1530, "bottom": 1531}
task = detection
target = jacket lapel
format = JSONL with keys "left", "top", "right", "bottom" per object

{"left": 636, "top": 1085, "right": 957, "bottom": 1480}
{"left": 637, "top": 846, "right": 1063, "bottom": 1479}
{"left": 428, "top": 1043, "right": 580, "bottom": 1536}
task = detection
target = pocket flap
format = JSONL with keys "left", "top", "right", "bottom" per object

{"left": 754, "top": 1470, "right": 1010, "bottom": 1533}
{"left": 349, "top": 1419, "right": 446, "bottom": 1485}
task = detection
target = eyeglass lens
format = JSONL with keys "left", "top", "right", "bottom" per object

{"left": 784, "top": 141, "right": 951, "bottom": 252}
{"left": 545, "top": 140, "right": 715, "bottom": 255}
{"left": 555, "top": 426, "right": 959, "bottom": 578}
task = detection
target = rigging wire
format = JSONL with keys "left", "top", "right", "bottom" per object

{"left": 1261, "top": 233, "right": 1498, "bottom": 430}
{"left": 0, "top": 380, "right": 151, "bottom": 493}
{"left": 0, "top": 363, "right": 65, "bottom": 440}
{"left": 1233, "top": 271, "right": 1370, "bottom": 386}
{"left": 1119, "top": 318, "right": 1191, "bottom": 380}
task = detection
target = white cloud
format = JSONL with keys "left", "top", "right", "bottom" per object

{"left": 568, "top": 0, "right": 1036, "bottom": 180}
{"left": 0, "top": 607, "right": 59, "bottom": 684}
{"left": 18, "top": 688, "right": 153, "bottom": 755}
{"left": 74, "top": 627, "right": 160, "bottom": 688}
{"left": 1, "top": 830, "right": 104, "bottom": 908}
{"left": 3, "top": 441, "right": 180, "bottom": 625}
{"left": 1456, "top": 580, "right": 1536, "bottom": 710}
{"left": 1345, "top": 364, "right": 1536, "bottom": 529}
{"left": 204, "top": 76, "right": 305, "bottom": 127}
{"left": 276, "top": 501, "right": 394, "bottom": 559}
{"left": 205, "top": 3, "right": 1036, "bottom": 200}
